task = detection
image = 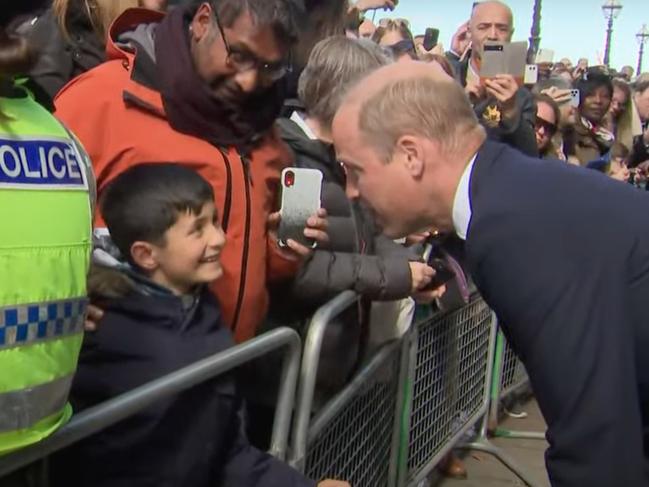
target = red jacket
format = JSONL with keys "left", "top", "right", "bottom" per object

{"left": 55, "top": 9, "right": 297, "bottom": 342}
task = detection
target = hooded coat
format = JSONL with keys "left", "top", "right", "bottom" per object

{"left": 54, "top": 8, "right": 298, "bottom": 343}
{"left": 49, "top": 265, "right": 316, "bottom": 487}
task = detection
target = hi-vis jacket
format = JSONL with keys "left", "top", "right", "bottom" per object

{"left": 0, "top": 82, "right": 92, "bottom": 454}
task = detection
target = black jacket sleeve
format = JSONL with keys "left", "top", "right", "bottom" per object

{"left": 20, "top": 10, "right": 74, "bottom": 103}
{"left": 293, "top": 248, "right": 413, "bottom": 302}
{"left": 629, "top": 134, "right": 649, "bottom": 167}
{"left": 220, "top": 407, "right": 317, "bottom": 487}
{"left": 492, "top": 88, "right": 539, "bottom": 157}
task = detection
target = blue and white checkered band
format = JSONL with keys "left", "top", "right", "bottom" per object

{"left": 0, "top": 136, "right": 88, "bottom": 190}
{"left": 0, "top": 298, "right": 88, "bottom": 350}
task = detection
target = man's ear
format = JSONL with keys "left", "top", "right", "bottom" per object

{"left": 396, "top": 135, "right": 425, "bottom": 179}
{"left": 190, "top": 2, "right": 213, "bottom": 42}
{"left": 130, "top": 241, "right": 159, "bottom": 272}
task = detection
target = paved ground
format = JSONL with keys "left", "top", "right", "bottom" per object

{"left": 433, "top": 398, "right": 550, "bottom": 487}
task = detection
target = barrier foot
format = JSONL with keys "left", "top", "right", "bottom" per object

{"left": 457, "top": 438, "right": 542, "bottom": 487}
{"left": 494, "top": 428, "right": 546, "bottom": 441}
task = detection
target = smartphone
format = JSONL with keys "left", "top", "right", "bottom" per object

{"left": 421, "top": 244, "right": 456, "bottom": 290}
{"left": 535, "top": 48, "right": 554, "bottom": 64}
{"left": 423, "top": 27, "right": 440, "bottom": 51}
{"left": 570, "top": 89, "right": 581, "bottom": 108}
{"left": 524, "top": 64, "right": 538, "bottom": 85}
{"left": 278, "top": 167, "right": 323, "bottom": 249}
{"left": 480, "top": 42, "right": 506, "bottom": 79}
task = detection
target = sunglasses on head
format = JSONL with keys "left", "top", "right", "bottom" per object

{"left": 378, "top": 18, "right": 411, "bottom": 29}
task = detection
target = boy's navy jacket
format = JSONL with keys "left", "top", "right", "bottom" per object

{"left": 50, "top": 268, "right": 316, "bottom": 487}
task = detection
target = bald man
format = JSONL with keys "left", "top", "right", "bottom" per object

{"left": 333, "top": 61, "right": 649, "bottom": 487}
{"left": 446, "top": 1, "right": 537, "bottom": 157}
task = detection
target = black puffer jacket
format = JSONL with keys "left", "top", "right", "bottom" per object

{"left": 277, "top": 114, "right": 416, "bottom": 306}
{"left": 16, "top": 4, "right": 105, "bottom": 107}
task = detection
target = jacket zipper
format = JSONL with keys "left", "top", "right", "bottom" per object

{"left": 219, "top": 150, "right": 233, "bottom": 233}
{"left": 231, "top": 153, "right": 252, "bottom": 335}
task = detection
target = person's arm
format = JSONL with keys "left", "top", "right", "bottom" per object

{"left": 629, "top": 130, "right": 649, "bottom": 167}
{"left": 484, "top": 77, "right": 539, "bottom": 157}
{"left": 219, "top": 404, "right": 348, "bottom": 487}
{"left": 351, "top": 0, "right": 396, "bottom": 13}
{"left": 292, "top": 247, "right": 430, "bottom": 302}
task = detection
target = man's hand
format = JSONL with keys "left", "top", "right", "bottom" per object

{"left": 450, "top": 21, "right": 471, "bottom": 57}
{"left": 465, "top": 76, "right": 486, "bottom": 105}
{"left": 317, "top": 481, "right": 351, "bottom": 487}
{"left": 484, "top": 74, "right": 519, "bottom": 121}
{"left": 413, "top": 284, "right": 447, "bottom": 304}
{"left": 409, "top": 261, "right": 435, "bottom": 293}
{"left": 84, "top": 304, "right": 104, "bottom": 332}
{"left": 405, "top": 231, "right": 431, "bottom": 247}
{"left": 354, "top": 0, "right": 395, "bottom": 13}
{"left": 268, "top": 208, "right": 329, "bottom": 260}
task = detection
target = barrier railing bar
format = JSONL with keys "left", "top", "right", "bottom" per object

{"left": 456, "top": 312, "right": 543, "bottom": 487}
{"left": 390, "top": 332, "right": 414, "bottom": 487}
{"left": 490, "top": 329, "right": 546, "bottom": 442}
{"left": 290, "top": 290, "right": 358, "bottom": 470}
{"left": 0, "top": 327, "right": 302, "bottom": 477}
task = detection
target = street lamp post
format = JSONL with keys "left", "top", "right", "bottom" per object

{"left": 638, "top": 24, "right": 649, "bottom": 75}
{"left": 601, "top": 0, "right": 623, "bottom": 67}
{"left": 527, "top": 0, "right": 542, "bottom": 64}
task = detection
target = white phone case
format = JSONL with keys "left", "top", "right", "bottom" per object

{"left": 278, "top": 167, "right": 323, "bottom": 248}
{"left": 524, "top": 64, "right": 539, "bottom": 85}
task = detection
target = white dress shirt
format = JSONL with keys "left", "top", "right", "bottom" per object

{"left": 452, "top": 155, "right": 477, "bottom": 241}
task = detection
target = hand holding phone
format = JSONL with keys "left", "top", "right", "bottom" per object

{"left": 421, "top": 243, "right": 456, "bottom": 290}
{"left": 423, "top": 27, "right": 440, "bottom": 52}
{"left": 277, "top": 168, "right": 324, "bottom": 249}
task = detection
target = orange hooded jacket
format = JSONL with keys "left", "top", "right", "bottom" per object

{"left": 55, "top": 9, "right": 298, "bottom": 343}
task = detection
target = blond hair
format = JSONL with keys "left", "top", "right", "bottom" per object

{"left": 53, "top": 0, "right": 138, "bottom": 42}
{"left": 299, "top": 37, "right": 392, "bottom": 130}
{"left": 358, "top": 76, "right": 482, "bottom": 162}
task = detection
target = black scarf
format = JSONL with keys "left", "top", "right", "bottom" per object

{"left": 154, "top": 7, "right": 285, "bottom": 151}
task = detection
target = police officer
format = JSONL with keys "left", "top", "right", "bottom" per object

{"left": 0, "top": 0, "right": 93, "bottom": 475}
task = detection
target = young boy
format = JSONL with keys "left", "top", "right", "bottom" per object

{"left": 50, "top": 164, "right": 348, "bottom": 487}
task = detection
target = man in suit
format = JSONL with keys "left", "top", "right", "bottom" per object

{"left": 332, "top": 61, "right": 649, "bottom": 487}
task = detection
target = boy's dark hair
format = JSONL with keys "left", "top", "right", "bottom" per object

{"left": 575, "top": 68, "right": 613, "bottom": 105}
{"left": 101, "top": 164, "right": 215, "bottom": 264}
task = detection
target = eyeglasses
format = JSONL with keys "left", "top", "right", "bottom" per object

{"left": 212, "top": 7, "right": 291, "bottom": 82}
{"left": 534, "top": 117, "right": 558, "bottom": 136}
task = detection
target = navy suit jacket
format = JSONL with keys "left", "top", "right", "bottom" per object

{"left": 465, "top": 141, "right": 649, "bottom": 487}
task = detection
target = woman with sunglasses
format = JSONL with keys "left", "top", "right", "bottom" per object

{"left": 372, "top": 18, "right": 417, "bottom": 61}
{"left": 534, "top": 93, "right": 562, "bottom": 160}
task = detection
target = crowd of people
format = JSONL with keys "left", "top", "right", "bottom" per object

{"left": 1, "top": 0, "right": 649, "bottom": 486}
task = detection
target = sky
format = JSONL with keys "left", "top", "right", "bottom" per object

{"left": 379, "top": 0, "right": 648, "bottom": 73}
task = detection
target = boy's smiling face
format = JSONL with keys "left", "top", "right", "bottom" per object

{"left": 141, "top": 201, "right": 226, "bottom": 295}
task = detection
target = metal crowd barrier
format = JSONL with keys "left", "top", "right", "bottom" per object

{"left": 0, "top": 327, "right": 303, "bottom": 479}
{"left": 290, "top": 291, "right": 404, "bottom": 487}
{"left": 294, "top": 292, "right": 543, "bottom": 487}
{"left": 489, "top": 327, "right": 546, "bottom": 441}
{"left": 397, "top": 295, "right": 498, "bottom": 486}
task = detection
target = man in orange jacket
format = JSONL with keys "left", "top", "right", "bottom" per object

{"left": 55, "top": 1, "right": 327, "bottom": 343}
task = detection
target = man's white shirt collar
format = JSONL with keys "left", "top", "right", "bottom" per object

{"left": 452, "top": 154, "right": 477, "bottom": 241}
{"left": 290, "top": 111, "right": 318, "bottom": 140}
